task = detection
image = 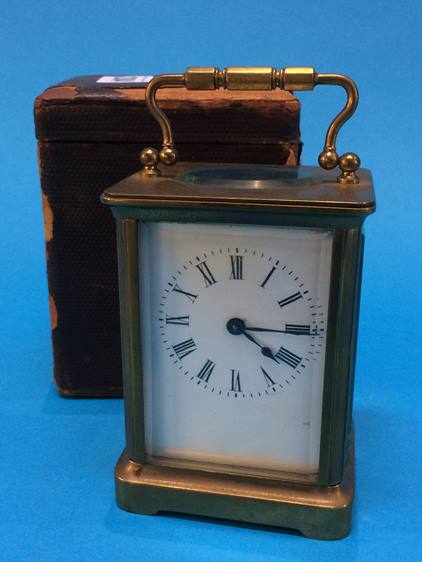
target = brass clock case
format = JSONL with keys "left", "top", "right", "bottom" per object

{"left": 102, "top": 67, "right": 375, "bottom": 540}
{"left": 102, "top": 163, "right": 373, "bottom": 539}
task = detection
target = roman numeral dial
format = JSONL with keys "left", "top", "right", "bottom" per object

{"left": 197, "top": 360, "right": 215, "bottom": 383}
{"left": 196, "top": 261, "right": 217, "bottom": 287}
{"left": 172, "top": 338, "right": 197, "bottom": 360}
{"left": 274, "top": 346, "right": 302, "bottom": 369}
{"left": 261, "top": 367, "right": 276, "bottom": 388}
{"left": 172, "top": 284, "right": 198, "bottom": 303}
{"left": 230, "top": 255, "right": 243, "bottom": 280}
{"left": 230, "top": 370, "right": 242, "bottom": 393}
{"left": 159, "top": 245, "right": 327, "bottom": 399}
{"left": 166, "top": 314, "right": 190, "bottom": 326}
{"left": 260, "top": 266, "right": 277, "bottom": 288}
{"left": 285, "top": 324, "right": 310, "bottom": 335}
{"left": 278, "top": 292, "right": 302, "bottom": 308}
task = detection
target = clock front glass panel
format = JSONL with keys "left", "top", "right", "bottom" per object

{"left": 139, "top": 222, "right": 333, "bottom": 482}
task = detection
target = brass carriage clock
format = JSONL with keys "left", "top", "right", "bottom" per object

{"left": 101, "top": 67, "right": 375, "bottom": 539}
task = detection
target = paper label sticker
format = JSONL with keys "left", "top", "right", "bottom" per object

{"left": 96, "top": 75, "right": 153, "bottom": 84}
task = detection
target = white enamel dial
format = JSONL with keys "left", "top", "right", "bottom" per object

{"left": 140, "top": 222, "right": 333, "bottom": 480}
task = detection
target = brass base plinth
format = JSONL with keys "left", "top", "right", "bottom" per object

{"left": 115, "top": 447, "right": 354, "bottom": 540}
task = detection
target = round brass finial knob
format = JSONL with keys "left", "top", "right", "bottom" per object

{"left": 318, "top": 149, "right": 338, "bottom": 170}
{"left": 339, "top": 152, "right": 360, "bottom": 172}
{"left": 338, "top": 152, "right": 360, "bottom": 184}
{"left": 159, "top": 146, "right": 178, "bottom": 166}
{"left": 140, "top": 147, "right": 159, "bottom": 166}
{"left": 140, "top": 147, "right": 160, "bottom": 175}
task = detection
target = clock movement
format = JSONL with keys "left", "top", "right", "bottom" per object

{"left": 101, "top": 66, "right": 375, "bottom": 539}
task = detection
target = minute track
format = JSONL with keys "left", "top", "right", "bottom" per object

{"left": 244, "top": 324, "right": 316, "bottom": 336}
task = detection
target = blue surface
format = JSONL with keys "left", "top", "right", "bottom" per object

{"left": 1, "top": 1, "right": 422, "bottom": 560}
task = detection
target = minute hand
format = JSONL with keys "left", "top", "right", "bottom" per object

{"left": 245, "top": 325, "right": 314, "bottom": 335}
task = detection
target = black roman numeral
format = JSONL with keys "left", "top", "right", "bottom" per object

{"left": 230, "top": 369, "right": 242, "bottom": 392}
{"left": 274, "top": 346, "right": 302, "bottom": 369}
{"left": 278, "top": 292, "right": 302, "bottom": 308}
{"left": 196, "top": 261, "right": 217, "bottom": 287}
{"left": 172, "top": 338, "right": 197, "bottom": 360}
{"left": 172, "top": 284, "right": 198, "bottom": 303}
{"left": 260, "top": 266, "right": 277, "bottom": 288}
{"left": 261, "top": 367, "right": 276, "bottom": 387}
{"left": 197, "top": 359, "right": 215, "bottom": 382}
{"left": 230, "top": 255, "right": 243, "bottom": 280}
{"left": 285, "top": 324, "right": 310, "bottom": 335}
{"left": 165, "top": 314, "right": 190, "bottom": 326}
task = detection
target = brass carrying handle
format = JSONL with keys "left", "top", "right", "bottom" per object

{"left": 140, "top": 67, "right": 360, "bottom": 184}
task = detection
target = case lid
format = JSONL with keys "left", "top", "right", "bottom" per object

{"left": 34, "top": 75, "right": 300, "bottom": 144}
{"left": 102, "top": 163, "right": 375, "bottom": 215}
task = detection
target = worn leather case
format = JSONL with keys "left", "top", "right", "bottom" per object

{"left": 34, "top": 75, "right": 302, "bottom": 396}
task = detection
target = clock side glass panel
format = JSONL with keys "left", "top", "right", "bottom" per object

{"left": 139, "top": 222, "right": 333, "bottom": 483}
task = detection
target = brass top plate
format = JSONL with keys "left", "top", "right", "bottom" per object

{"left": 102, "top": 163, "right": 375, "bottom": 214}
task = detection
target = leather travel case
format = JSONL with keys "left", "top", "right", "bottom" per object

{"left": 34, "top": 75, "right": 302, "bottom": 396}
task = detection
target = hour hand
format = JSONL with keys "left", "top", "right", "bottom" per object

{"left": 243, "top": 330, "right": 262, "bottom": 348}
{"left": 243, "top": 332, "right": 279, "bottom": 364}
{"left": 226, "top": 318, "right": 279, "bottom": 364}
{"left": 261, "top": 346, "right": 280, "bottom": 364}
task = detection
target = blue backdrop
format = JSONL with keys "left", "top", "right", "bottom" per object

{"left": 1, "top": 1, "right": 421, "bottom": 560}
